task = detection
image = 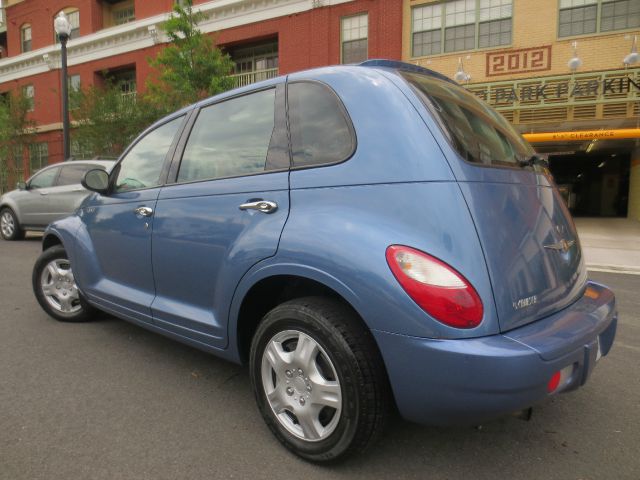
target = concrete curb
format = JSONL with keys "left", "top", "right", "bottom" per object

{"left": 587, "top": 264, "right": 640, "bottom": 275}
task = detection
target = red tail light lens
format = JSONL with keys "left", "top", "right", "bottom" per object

{"left": 385, "top": 245, "right": 483, "bottom": 328}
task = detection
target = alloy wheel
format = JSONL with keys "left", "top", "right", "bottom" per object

{"left": 40, "top": 259, "right": 81, "bottom": 314}
{"left": 261, "top": 329, "right": 342, "bottom": 442}
{"left": 1, "top": 211, "right": 15, "bottom": 238}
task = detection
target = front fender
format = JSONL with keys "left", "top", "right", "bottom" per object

{"left": 42, "top": 215, "right": 85, "bottom": 284}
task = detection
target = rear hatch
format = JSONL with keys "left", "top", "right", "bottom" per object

{"left": 401, "top": 71, "right": 587, "bottom": 332}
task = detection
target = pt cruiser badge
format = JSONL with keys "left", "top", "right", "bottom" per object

{"left": 544, "top": 238, "right": 575, "bottom": 254}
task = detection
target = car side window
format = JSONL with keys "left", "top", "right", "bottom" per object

{"left": 29, "top": 168, "right": 59, "bottom": 189}
{"left": 177, "top": 88, "right": 276, "bottom": 183}
{"left": 114, "top": 116, "right": 184, "bottom": 193}
{"left": 288, "top": 82, "right": 355, "bottom": 168}
{"left": 57, "top": 164, "right": 98, "bottom": 186}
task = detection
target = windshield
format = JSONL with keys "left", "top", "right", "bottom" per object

{"left": 402, "top": 71, "right": 535, "bottom": 169}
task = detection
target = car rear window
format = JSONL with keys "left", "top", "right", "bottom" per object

{"left": 401, "top": 71, "right": 534, "bottom": 169}
{"left": 57, "top": 164, "right": 100, "bottom": 186}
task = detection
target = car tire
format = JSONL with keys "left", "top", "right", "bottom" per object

{"left": 249, "top": 296, "right": 390, "bottom": 463}
{"left": 32, "top": 245, "right": 95, "bottom": 322}
{"left": 0, "top": 208, "right": 25, "bottom": 241}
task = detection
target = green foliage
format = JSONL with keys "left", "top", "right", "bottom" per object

{"left": 0, "top": 93, "right": 35, "bottom": 192}
{"left": 146, "top": 0, "right": 235, "bottom": 110}
{"left": 70, "top": 83, "right": 164, "bottom": 159}
{"left": 43, "top": 0, "right": 236, "bottom": 163}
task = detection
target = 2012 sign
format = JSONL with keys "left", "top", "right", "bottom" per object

{"left": 486, "top": 46, "right": 552, "bottom": 77}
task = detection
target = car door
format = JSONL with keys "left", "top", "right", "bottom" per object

{"left": 79, "top": 115, "right": 188, "bottom": 324}
{"left": 19, "top": 166, "right": 62, "bottom": 227}
{"left": 150, "top": 83, "right": 290, "bottom": 348}
{"left": 44, "top": 163, "right": 99, "bottom": 221}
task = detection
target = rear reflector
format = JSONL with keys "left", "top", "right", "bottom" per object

{"left": 385, "top": 245, "right": 483, "bottom": 329}
{"left": 547, "top": 371, "right": 561, "bottom": 393}
{"left": 547, "top": 365, "right": 575, "bottom": 393}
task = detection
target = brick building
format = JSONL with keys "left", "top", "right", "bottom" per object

{"left": 0, "top": 0, "right": 402, "bottom": 187}
{"left": 403, "top": 0, "right": 640, "bottom": 221}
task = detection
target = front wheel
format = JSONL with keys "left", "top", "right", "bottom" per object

{"left": 32, "top": 245, "right": 95, "bottom": 322}
{"left": 0, "top": 208, "right": 25, "bottom": 241}
{"left": 249, "top": 297, "right": 390, "bottom": 463}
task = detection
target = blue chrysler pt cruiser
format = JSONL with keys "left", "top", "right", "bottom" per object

{"left": 32, "top": 60, "right": 617, "bottom": 462}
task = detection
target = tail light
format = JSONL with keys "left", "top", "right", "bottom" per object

{"left": 385, "top": 245, "right": 483, "bottom": 329}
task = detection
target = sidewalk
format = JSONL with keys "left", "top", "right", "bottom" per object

{"left": 574, "top": 217, "right": 640, "bottom": 275}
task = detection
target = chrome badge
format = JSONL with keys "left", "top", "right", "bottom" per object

{"left": 544, "top": 238, "right": 575, "bottom": 253}
{"left": 513, "top": 295, "right": 538, "bottom": 311}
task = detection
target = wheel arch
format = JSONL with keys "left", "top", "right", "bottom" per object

{"left": 0, "top": 201, "right": 22, "bottom": 224}
{"left": 231, "top": 266, "right": 377, "bottom": 366}
{"left": 42, "top": 232, "right": 64, "bottom": 251}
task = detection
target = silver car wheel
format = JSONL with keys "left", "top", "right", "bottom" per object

{"left": 261, "top": 329, "right": 342, "bottom": 442}
{"left": 40, "top": 259, "right": 81, "bottom": 314}
{"left": 1, "top": 211, "right": 15, "bottom": 238}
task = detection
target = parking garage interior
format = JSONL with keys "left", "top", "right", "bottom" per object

{"left": 533, "top": 138, "right": 635, "bottom": 218}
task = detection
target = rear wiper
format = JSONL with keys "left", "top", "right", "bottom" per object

{"left": 518, "top": 154, "right": 549, "bottom": 168}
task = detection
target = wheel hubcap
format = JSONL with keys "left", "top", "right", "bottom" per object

{"left": 261, "top": 330, "right": 342, "bottom": 442}
{"left": 40, "top": 259, "right": 81, "bottom": 314}
{"left": 1, "top": 212, "right": 15, "bottom": 237}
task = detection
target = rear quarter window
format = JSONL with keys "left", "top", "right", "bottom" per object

{"left": 57, "top": 164, "right": 98, "bottom": 186}
{"left": 288, "top": 81, "right": 355, "bottom": 168}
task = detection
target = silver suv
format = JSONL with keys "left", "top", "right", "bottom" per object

{"left": 0, "top": 160, "right": 114, "bottom": 240}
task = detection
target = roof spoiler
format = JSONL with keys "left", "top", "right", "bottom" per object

{"left": 358, "top": 59, "right": 457, "bottom": 85}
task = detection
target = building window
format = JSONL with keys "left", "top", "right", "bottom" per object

{"left": 68, "top": 74, "right": 81, "bottom": 109}
{"left": 559, "top": 0, "right": 639, "bottom": 37}
{"left": 68, "top": 74, "right": 81, "bottom": 92}
{"left": 341, "top": 13, "right": 368, "bottom": 64}
{"left": 113, "top": 5, "right": 135, "bottom": 25}
{"left": 68, "top": 9, "right": 80, "bottom": 39}
{"left": 29, "top": 142, "right": 49, "bottom": 172}
{"left": 21, "top": 24, "right": 32, "bottom": 52}
{"left": 232, "top": 42, "right": 279, "bottom": 74}
{"left": 22, "top": 84, "right": 34, "bottom": 111}
{"left": 558, "top": 0, "right": 598, "bottom": 36}
{"left": 478, "top": 0, "right": 513, "bottom": 48}
{"left": 600, "top": 0, "right": 640, "bottom": 31}
{"left": 114, "top": 70, "right": 136, "bottom": 97}
{"left": 412, "top": 0, "right": 512, "bottom": 57}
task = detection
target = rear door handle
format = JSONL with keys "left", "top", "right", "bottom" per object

{"left": 238, "top": 200, "right": 278, "bottom": 214}
{"left": 134, "top": 206, "right": 153, "bottom": 217}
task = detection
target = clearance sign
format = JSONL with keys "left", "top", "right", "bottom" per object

{"left": 523, "top": 129, "right": 640, "bottom": 143}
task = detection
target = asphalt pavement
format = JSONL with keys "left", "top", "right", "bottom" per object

{"left": 1, "top": 237, "right": 639, "bottom": 480}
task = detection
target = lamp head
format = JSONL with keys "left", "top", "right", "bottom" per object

{"left": 624, "top": 35, "right": 638, "bottom": 66}
{"left": 54, "top": 11, "right": 72, "bottom": 39}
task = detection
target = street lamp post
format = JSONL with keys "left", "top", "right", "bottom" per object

{"left": 54, "top": 12, "right": 72, "bottom": 161}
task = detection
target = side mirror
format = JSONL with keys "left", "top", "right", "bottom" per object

{"left": 82, "top": 169, "right": 110, "bottom": 194}
{"left": 16, "top": 181, "right": 27, "bottom": 191}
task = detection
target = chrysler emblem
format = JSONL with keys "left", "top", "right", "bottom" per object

{"left": 544, "top": 238, "right": 575, "bottom": 253}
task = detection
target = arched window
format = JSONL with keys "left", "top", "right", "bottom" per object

{"left": 20, "top": 24, "right": 32, "bottom": 52}
{"left": 55, "top": 7, "right": 80, "bottom": 41}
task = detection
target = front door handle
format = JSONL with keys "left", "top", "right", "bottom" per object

{"left": 134, "top": 206, "right": 153, "bottom": 217}
{"left": 238, "top": 200, "right": 278, "bottom": 214}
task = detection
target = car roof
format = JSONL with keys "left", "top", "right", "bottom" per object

{"left": 30, "top": 160, "right": 115, "bottom": 177}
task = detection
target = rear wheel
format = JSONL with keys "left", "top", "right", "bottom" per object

{"left": 32, "top": 245, "right": 95, "bottom": 322}
{"left": 249, "top": 297, "right": 390, "bottom": 462}
{"left": 0, "top": 208, "right": 25, "bottom": 241}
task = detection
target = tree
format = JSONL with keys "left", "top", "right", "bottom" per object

{"left": 0, "top": 93, "right": 35, "bottom": 193}
{"left": 70, "top": 82, "right": 164, "bottom": 159}
{"left": 146, "top": 0, "right": 235, "bottom": 110}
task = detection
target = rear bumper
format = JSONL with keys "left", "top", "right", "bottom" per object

{"left": 373, "top": 281, "right": 617, "bottom": 426}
